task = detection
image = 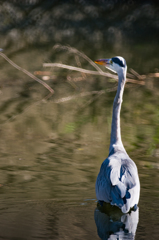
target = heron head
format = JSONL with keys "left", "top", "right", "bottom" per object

{"left": 94, "top": 56, "right": 127, "bottom": 75}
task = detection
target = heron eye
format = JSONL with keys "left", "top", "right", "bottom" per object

{"left": 110, "top": 60, "right": 113, "bottom": 65}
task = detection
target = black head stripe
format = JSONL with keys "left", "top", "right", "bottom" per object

{"left": 112, "top": 57, "right": 125, "bottom": 67}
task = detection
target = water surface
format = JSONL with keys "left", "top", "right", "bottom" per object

{"left": 0, "top": 76, "right": 158, "bottom": 239}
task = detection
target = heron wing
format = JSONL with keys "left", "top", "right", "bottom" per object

{"left": 108, "top": 157, "right": 136, "bottom": 208}
{"left": 120, "top": 160, "right": 137, "bottom": 189}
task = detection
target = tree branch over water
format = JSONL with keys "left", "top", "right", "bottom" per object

{"left": 0, "top": 50, "right": 54, "bottom": 96}
{"left": 43, "top": 45, "right": 145, "bottom": 86}
{"left": 43, "top": 62, "right": 145, "bottom": 85}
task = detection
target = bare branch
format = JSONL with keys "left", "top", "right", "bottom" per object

{"left": 43, "top": 62, "right": 145, "bottom": 85}
{"left": 53, "top": 84, "right": 135, "bottom": 106}
{"left": 129, "top": 68, "right": 143, "bottom": 80}
{"left": 148, "top": 73, "right": 159, "bottom": 78}
{"left": 54, "top": 86, "right": 120, "bottom": 104}
{"left": 0, "top": 52, "right": 54, "bottom": 95}
{"left": 54, "top": 90, "right": 104, "bottom": 103}
{"left": 43, "top": 62, "right": 119, "bottom": 79}
{"left": 53, "top": 44, "right": 103, "bottom": 73}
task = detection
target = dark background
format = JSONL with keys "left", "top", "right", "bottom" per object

{"left": 0, "top": 0, "right": 159, "bottom": 73}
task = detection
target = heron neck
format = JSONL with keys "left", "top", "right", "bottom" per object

{"left": 109, "top": 70, "right": 126, "bottom": 155}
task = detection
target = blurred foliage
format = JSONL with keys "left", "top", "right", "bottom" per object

{"left": 0, "top": 0, "right": 159, "bottom": 72}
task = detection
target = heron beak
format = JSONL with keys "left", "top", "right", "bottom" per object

{"left": 94, "top": 59, "right": 110, "bottom": 66}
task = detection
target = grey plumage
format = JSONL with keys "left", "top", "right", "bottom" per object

{"left": 94, "top": 56, "right": 140, "bottom": 213}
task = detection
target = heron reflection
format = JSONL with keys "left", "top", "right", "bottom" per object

{"left": 94, "top": 203, "right": 139, "bottom": 240}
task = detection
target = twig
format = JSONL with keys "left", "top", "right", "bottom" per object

{"left": 127, "top": 72, "right": 136, "bottom": 78}
{"left": 67, "top": 76, "right": 79, "bottom": 90}
{"left": 77, "top": 84, "right": 136, "bottom": 110}
{"left": 53, "top": 44, "right": 103, "bottom": 73}
{"left": 0, "top": 51, "right": 54, "bottom": 124}
{"left": 43, "top": 63, "right": 118, "bottom": 78}
{"left": 148, "top": 73, "right": 159, "bottom": 78}
{"left": 54, "top": 90, "right": 104, "bottom": 103}
{"left": 129, "top": 68, "right": 143, "bottom": 80}
{"left": 75, "top": 55, "right": 86, "bottom": 80}
{"left": 0, "top": 52, "right": 54, "bottom": 95}
{"left": 54, "top": 86, "right": 119, "bottom": 104}
{"left": 43, "top": 62, "right": 145, "bottom": 85}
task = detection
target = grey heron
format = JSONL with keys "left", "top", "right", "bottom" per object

{"left": 94, "top": 56, "right": 140, "bottom": 213}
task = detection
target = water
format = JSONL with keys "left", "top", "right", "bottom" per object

{"left": 0, "top": 75, "right": 158, "bottom": 239}
{"left": 0, "top": 1, "right": 159, "bottom": 239}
